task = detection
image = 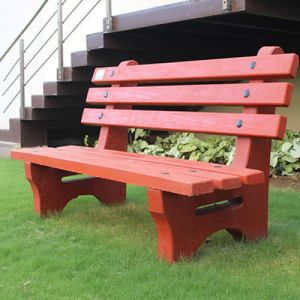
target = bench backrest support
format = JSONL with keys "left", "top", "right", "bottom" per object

{"left": 97, "top": 60, "right": 137, "bottom": 152}
{"left": 233, "top": 46, "right": 284, "bottom": 180}
{"left": 84, "top": 46, "right": 299, "bottom": 176}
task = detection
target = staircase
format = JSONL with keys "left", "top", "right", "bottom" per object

{"left": 0, "top": 29, "right": 216, "bottom": 148}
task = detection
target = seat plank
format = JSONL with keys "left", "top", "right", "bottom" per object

{"left": 92, "top": 53, "right": 299, "bottom": 85}
{"left": 57, "top": 146, "right": 242, "bottom": 190}
{"left": 60, "top": 146, "right": 264, "bottom": 185}
{"left": 11, "top": 147, "right": 215, "bottom": 196}
{"left": 87, "top": 82, "right": 293, "bottom": 107}
{"left": 82, "top": 109, "right": 287, "bottom": 139}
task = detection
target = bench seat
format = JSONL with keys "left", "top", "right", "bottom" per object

{"left": 11, "top": 146, "right": 264, "bottom": 196}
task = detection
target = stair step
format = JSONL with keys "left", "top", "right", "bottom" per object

{"left": 43, "top": 81, "right": 92, "bottom": 96}
{"left": 0, "top": 119, "right": 21, "bottom": 143}
{"left": 24, "top": 107, "right": 83, "bottom": 121}
{"left": 19, "top": 119, "right": 98, "bottom": 147}
{"left": 31, "top": 95, "right": 86, "bottom": 109}
{"left": 0, "top": 141, "right": 20, "bottom": 158}
{"left": 86, "top": 31, "right": 221, "bottom": 55}
{"left": 61, "top": 66, "right": 95, "bottom": 82}
{"left": 71, "top": 49, "right": 188, "bottom": 68}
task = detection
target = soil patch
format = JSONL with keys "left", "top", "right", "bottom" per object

{"left": 270, "top": 174, "right": 300, "bottom": 191}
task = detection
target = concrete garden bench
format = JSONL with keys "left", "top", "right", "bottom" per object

{"left": 11, "top": 46, "right": 299, "bottom": 262}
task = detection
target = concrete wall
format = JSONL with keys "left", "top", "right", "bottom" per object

{"left": 277, "top": 72, "right": 300, "bottom": 130}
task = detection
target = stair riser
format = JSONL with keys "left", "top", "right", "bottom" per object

{"left": 87, "top": 32, "right": 234, "bottom": 55}
{"left": 32, "top": 95, "right": 86, "bottom": 109}
{"left": 60, "top": 67, "right": 95, "bottom": 82}
{"left": 25, "top": 108, "right": 83, "bottom": 121}
{"left": 43, "top": 82, "right": 92, "bottom": 96}
{"left": 71, "top": 50, "right": 196, "bottom": 68}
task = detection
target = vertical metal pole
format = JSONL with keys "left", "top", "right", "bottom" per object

{"left": 19, "top": 38, "right": 26, "bottom": 119}
{"left": 105, "top": 0, "right": 113, "bottom": 31}
{"left": 57, "top": 0, "right": 64, "bottom": 80}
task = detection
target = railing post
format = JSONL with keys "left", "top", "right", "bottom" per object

{"left": 19, "top": 38, "right": 26, "bottom": 119}
{"left": 57, "top": 0, "right": 64, "bottom": 80}
{"left": 104, "top": 0, "right": 113, "bottom": 31}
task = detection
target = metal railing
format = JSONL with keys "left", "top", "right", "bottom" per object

{"left": 0, "top": 0, "right": 113, "bottom": 118}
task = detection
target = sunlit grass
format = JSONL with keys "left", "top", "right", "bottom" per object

{"left": 0, "top": 159, "right": 300, "bottom": 299}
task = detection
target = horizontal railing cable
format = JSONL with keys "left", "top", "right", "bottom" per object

{"left": 63, "top": 0, "right": 84, "bottom": 24}
{"left": 2, "top": 91, "right": 21, "bottom": 114}
{"left": 25, "top": 29, "right": 58, "bottom": 69}
{"left": 25, "top": 0, "right": 85, "bottom": 70}
{"left": 3, "top": 0, "right": 68, "bottom": 82}
{"left": 2, "top": 0, "right": 105, "bottom": 114}
{"left": 0, "top": 0, "right": 49, "bottom": 63}
{"left": 2, "top": 74, "right": 20, "bottom": 97}
{"left": 25, "top": 47, "right": 58, "bottom": 87}
{"left": 2, "top": 46, "right": 58, "bottom": 113}
{"left": 64, "top": 0, "right": 102, "bottom": 42}
{"left": 25, "top": 11, "right": 58, "bottom": 53}
{"left": 3, "top": 59, "right": 20, "bottom": 82}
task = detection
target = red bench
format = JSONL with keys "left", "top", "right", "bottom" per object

{"left": 11, "top": 46, "right": 299, "bottom": 263}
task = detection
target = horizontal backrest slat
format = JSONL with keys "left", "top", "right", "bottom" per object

{"left": 92, "top": 54, "right": 299, "bottom": 85}
{"left": 86, "top": 82, "right": 293, "bottom": 106}
{"left": 82, "top": 109, "right": 287, "bottom": 139}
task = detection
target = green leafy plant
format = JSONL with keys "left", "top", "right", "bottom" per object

{"left": 85, "top": 128, "right": 300, "bottom": 176}
{"left": 84, "top": 135, "right": 98, "bottom": 147}
{"left": 270, "top": 129, "right": 300, "bottom": 176}
{"left": 129, "top": 130, "right": 235, "bottom": 165}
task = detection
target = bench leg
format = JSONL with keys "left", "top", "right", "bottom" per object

{"left": 238, "top": 184, "right": 268, "bottom": 242}
{"left": 147, "top": 184, "right": 268, "bottom": 263}
{"left": 25, "top": 162, "right": 126, "bottom": 216}
{"left": 147, "top": 189, "right": 207, "bottom": 263}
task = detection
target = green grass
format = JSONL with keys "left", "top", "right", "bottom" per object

{"left": 1, "top": 159, "right": 300, "bottom": 300}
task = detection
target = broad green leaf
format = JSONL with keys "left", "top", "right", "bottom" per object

{"left": 282, "top": 164, "right": 294, "bottom": 175}
{"left": 139, "top": 140, "right": 149, "bottom": 150}
{"left": 270, "top": 152, "right": 279, "bottom": 168}
{"left": 134, "top": 128, "right": 147, "bottom": 140}
{"left": 282, "top": 142, "right": 292, "bottom": 152}
{"left": 189, "top": 151, "right": 201, "bottom": 161}
{"left": 282, "top": 155, "right": 298, "bottom": 163}
{"left": 290, "top": 148, "right": 300, "bottom": 159}
{"left": 178, "top": 143, "right": 197, "bottom": 153}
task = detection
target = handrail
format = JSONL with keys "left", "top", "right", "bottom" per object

{"left": 64, "top": 0, "right": 102, "bottom": 41}
{"left": 1, "top": 0, "right": 107, "bottom": 115}
{"left": 3, "top": 4, "right": 65, "bottom": 82}
{"left": 0, "top": 0, "right": 49, "bottom": 63}
{"left": 105, "top": 0, "right": 113, "bottom": 31}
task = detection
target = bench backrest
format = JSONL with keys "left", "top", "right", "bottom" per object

{"left": 82, "top": 46, "right": 299, "bottom": 177}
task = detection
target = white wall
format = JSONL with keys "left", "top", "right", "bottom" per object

{"left": 0, "top": 0, "right": 181, "bottom": 129}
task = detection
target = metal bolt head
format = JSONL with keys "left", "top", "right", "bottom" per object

{"left": 249, "top": 61, "right": 256, "bottom": 69}
{"left": 103, "top": 91, "right": 109, "bottom": 98}
{"left": 97, "top": 113, "right": 104, "bottom": 119}
{"left": 222, "top": 0, "right": 230, "bottom": 10}
{"left": 243, "top": 89, "right": 250, "bottom": 98}
{"left": 235, "top": 119, "right": 243, "bottom": 128}
{"left": 110, "top": 69, "right": 115, "bottom": 77}
{"left": 161, "top": 171, "right": 170, "bottom": 175}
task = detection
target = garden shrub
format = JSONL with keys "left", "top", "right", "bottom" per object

{"left": 270, "top": 130, "right": 300, "bottom": 176}
{"left": 85, "top": 129, "right": 300, "bottom": 176}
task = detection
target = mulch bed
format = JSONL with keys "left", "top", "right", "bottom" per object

{"left": 270, "top": 174, "right": 300, "bottom": 191}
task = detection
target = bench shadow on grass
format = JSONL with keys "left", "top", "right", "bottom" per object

{"left": 41, "top": 185, "right": 300, "bottom": 265}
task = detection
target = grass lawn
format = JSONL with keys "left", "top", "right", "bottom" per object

{"left": 0, "top": 158, "right": 300, "bottom": 299}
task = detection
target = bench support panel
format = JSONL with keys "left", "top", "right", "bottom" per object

{"left": 147, "top": 183, "right": 268, "bottom": 263}
{"left": 25, "top": 162, "right": 126, "bottom": 216}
